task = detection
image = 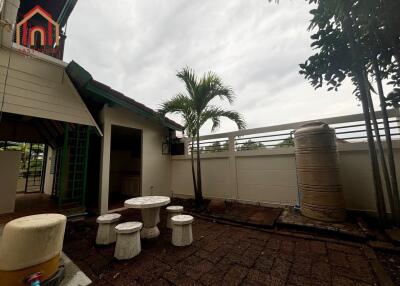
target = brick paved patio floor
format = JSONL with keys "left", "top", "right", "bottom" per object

{"left": 63, "top": 209, "right": 383, "bottom": 286}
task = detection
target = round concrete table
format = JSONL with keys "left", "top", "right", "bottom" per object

{"left": 124, "top": 196, "right": 170, "bottom": 238}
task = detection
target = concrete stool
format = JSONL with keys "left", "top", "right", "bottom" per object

{"left": 114, "top": 222, "right": 143, "bottom": 260}
{"left": 0, "top": 214, "right": 66, "bottom": 286}
{"left": 96, "top": 213, "right": 121, "bottom": 245}
{"left": 166, "top": 205, "right": 184, "bottom": 229}
{"left": 171, "top": 215, "right": 194, "bottom": 246}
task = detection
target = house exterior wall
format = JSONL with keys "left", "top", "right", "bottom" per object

{"left": 99, "top": 105, "right": 171, "bottom": 214}
{"left": 0, "top": 47, "right": 98, "bottom": 128}
{"left": 171, "top": 141, "right": 400, "bottom": 213}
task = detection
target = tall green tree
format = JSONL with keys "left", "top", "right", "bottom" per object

{"left": 300, "top": 0, "right": 400, "bottom": 225}
{"left": 160, "top": 68, "right": 246, "bottom": 207}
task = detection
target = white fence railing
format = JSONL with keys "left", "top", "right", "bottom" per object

{"left": 185, "top": 109, "right": 400, "bottom": 154}
{"left": 172, "top": 109, "right": 400, "bottom": 213}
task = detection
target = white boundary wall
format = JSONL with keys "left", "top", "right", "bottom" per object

{"left": 171, "top": 110, "right": 400, "bottom": 214}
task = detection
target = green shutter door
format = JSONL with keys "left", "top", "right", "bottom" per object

{"left": 54, "top": 123, "right": 90, "bottom": 208}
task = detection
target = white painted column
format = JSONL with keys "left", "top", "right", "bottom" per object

{"left": 43, "top": 147, "right": 54, "bottom": 195}
{"left": 228, "top": 135, "right": 238, "bottom": 200}
{"left": 99, "top": 105, "right": 111, "bottom": 214}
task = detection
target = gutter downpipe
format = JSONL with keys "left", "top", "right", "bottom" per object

{"left": 291, "top": 130, "right": 301, "bottom": 210}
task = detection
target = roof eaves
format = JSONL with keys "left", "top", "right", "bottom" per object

{"left": 88, "top": 81, "right": 183, "bottom": 131}
{"left": 65, "top": 61, "right": 92, "bottom": 89}
{"left": 66, "top": 61, "right": 184, "bottom": 131}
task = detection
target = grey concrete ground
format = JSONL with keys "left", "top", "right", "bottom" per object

{"left": 61, "top": 253, "right": 92, "bottom": 286}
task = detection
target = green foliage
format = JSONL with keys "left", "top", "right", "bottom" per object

{"left": 237, "top": 140, "right": 264, "bottom": 151}
{"left": 203, "top": 141, "right": 229, "bottom": 153}
{"left": 300, "top": 0, "right": 400, "bottom": 97}
{"left": 0, "top": 142, "right": 45, "bottom": 171}
{"left": 387, "top": 88, "right": 400, "bottom": 108}
{"left": 0, "top": 141, "right": 23, "bottom": 151}
{"left": 276, "top": 136, "right": 294, "bottom": 148}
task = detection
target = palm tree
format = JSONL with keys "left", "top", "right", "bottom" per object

{"left": 160, "top": 95, "right": 199, "bottom": 198}
{"left": 160, "top": 67, "right": 246, "bottom": 207}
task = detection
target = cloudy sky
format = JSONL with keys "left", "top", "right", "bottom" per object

{"left": 64, "top": 0, "right": 364, "bottom": 134}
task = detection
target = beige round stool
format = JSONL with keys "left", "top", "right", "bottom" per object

{"left": 171, "top": 215, "right": 193, "bottom": 247}
{"left": 166, "top": 205, "right": 184, "bottom": 229}
{"left": 114, "top": 222, "right": 143, "bottom": 260}
{"left": 0, "top": 214, "right": 66, "bottom": 286}
{"left": 96, "top": 213, "right": 121, "bottom": 245}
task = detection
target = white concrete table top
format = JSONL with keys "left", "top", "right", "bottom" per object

{"left": 124, "top": 196, "right": 171, "bottom": 239}
{"left": 124, "top": 196, "right": 170, "bottom": 209}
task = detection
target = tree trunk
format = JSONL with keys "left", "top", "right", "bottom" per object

{"left": 190, "top": 138, "right": 197, "bottom": 196}
{"left": 358, "top": 72, "right": 387, "bottom": 225}
{"left": 341, "top": 13, "right": 387, "bottom": 224}
{"left": 363, "top": 70, "right": 395, "bottom": 224}
{"left": 372, "top": 59, "right": 400, "bottom": 225}
{"left": 195, "top": 128, "right": 204, "bottom": 207}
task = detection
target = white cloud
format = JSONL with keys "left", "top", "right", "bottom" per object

{"left": 64, "top": 0, "right": 366, "bottom": 135}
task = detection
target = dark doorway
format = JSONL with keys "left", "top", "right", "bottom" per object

{"left": 108, "top": 125, "right": 142, "bottom": 210}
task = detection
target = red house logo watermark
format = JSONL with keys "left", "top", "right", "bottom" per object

{"left": 15, "top": 5, "right": 60, "bottom": 49}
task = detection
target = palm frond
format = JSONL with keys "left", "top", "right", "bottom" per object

{"left": 158, "top": 93, "right": 192, "bottom": 115}
{"left": 200, "top": 106, "right": 246, "bottom": 131}
{"left": 158, "top": 93, "right": 197, "bottom": 136}
{"left": 197, "top": 72, "right": 235, "bottom": 110}
{"left": 164, "top": 67, "right": 245, "bottom": 136}
{"left": 177, "top": 67, "right": 198, "bottom": 100}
